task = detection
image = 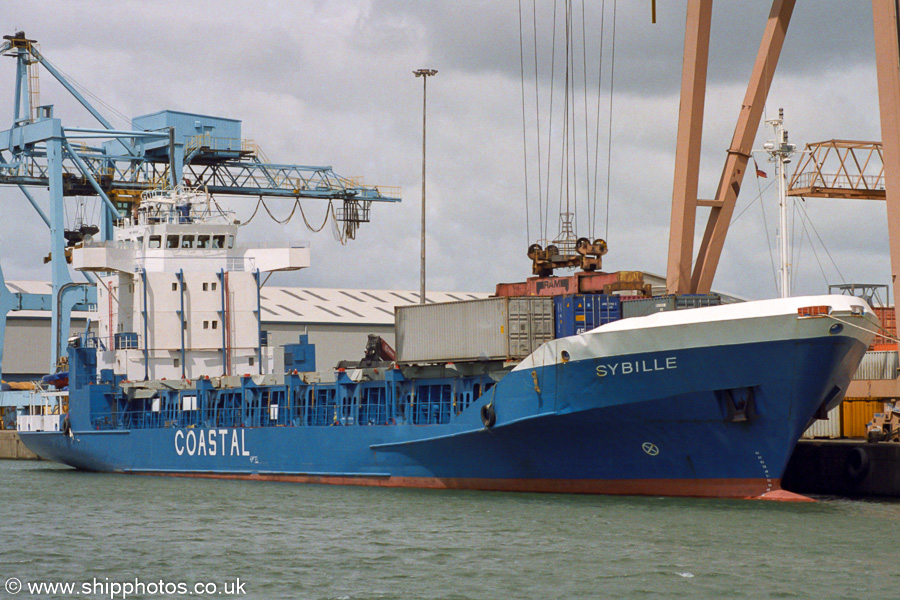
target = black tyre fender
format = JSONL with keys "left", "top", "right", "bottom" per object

{"left": 847, "top": 446, "right": 871, "bottom": 481}
{"left": 61, "top": 414, "right": 70, "bottom": 435}
{"left": 481, "top": 403, "right": 496, "bottom": 428}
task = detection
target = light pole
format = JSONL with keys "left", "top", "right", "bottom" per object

{"left": 414, "top": 68, "right": 437, "bottom": 304}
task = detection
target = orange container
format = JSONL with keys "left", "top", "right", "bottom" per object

{"left": 871, "top": 307, "right": 896, "bottom": 349}
{"left": 841, "top": 400, "right": 886, "bottom": 438}
{"left": 871, "top": 342, "right": 898, "bottom": 351}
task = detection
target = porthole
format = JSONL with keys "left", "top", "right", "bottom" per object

{"left": 829, "top": 323, "right": 843, "bottom": 335}
{"left": 561, "top": 350, "right": 570, "bottom": 363}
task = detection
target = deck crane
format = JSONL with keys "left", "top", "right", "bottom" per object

{"left": 0, "top": 31, "right": 401, "bottom": 378}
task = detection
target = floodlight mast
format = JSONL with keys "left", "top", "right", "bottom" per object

{"left": 413, "top": 68, "right": 437, "bottom": 305}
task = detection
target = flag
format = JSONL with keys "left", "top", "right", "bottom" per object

{"left": 753, "top": 159, "right": 767, "bottom": 178}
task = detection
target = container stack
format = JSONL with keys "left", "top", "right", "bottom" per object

{"left": 800, "top": 399, "right": 893, "bottom": 439}
{"left": 871, "top": 306, "right": 896, "bottom": 351}
{"left": 395, "top": 288, "right": 722, "bottom": 365}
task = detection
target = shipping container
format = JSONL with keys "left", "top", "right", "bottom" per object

{"left": 871, "top": 306, "right": 896, "bottom": 349}
{"left": 852, "top": 350, "right": 899, "bottom": 380}
{"left": 508, "top": 297, "right": 555, "bottom": 357}
{"left": 871, "top": 342, "right": 898, "bottom": 351}
{"left": 554, "top": 294, "right": 621, "bottom": 338}
{"left": 620, "top": 294, "right": 722, "bottom": 319}
{"left": 674, "top": 293, "right": 721, "bottom": 310}
{"left": 841, "top": 400, "right": 886, "bottom": 438}
{"left": 395, "top": 297, "right": 554, "bottom": 363}
{"left": 801, "top": 405, "right": 841, "bottom": 439}
{"left": 622, "top": 296, "right": 676, "bottom": 318}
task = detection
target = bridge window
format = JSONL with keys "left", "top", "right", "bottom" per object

{"left": 197, "top": 235, "right": 210, "bottom": 248}
{"left": 149, "top": 235, "right": 161, "bottom": 249}
{"left": 181, "top": 235, "right": 195, "bottom": 248}
{"left": 212, "top": 235, "right": 225, "bottom": 249}
{"left": 166, "top": 235, "right": 179, "bottom": 249}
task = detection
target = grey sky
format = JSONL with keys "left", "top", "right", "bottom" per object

{"left": 0, "top": 1, "right": 890, "bottom": 300}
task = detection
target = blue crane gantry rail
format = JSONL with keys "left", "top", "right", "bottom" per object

{"left": 0, "top": 31, "right": 401, "bottom": 378}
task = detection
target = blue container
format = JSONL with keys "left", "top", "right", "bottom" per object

{"left": 554, "top": 295, "right": 621, "bottom": 338}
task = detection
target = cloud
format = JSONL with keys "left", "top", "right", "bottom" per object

{"left": 0, "top": 1, "right": 892, "bottom": 302}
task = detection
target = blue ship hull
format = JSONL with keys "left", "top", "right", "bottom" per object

{"left": 20, "top": 296, "right": 875, "bottom": 499}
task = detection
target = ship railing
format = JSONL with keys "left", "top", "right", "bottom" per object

{"left": 132, "top": 249, "right": 301, "bottom": 273}
{"left": 88, "top": 379, "right": 489, "bottom": 432}
{"left": 226, "top": 257, "right": 253, "bottom": 272}
{"left": 111, "top": 332, "right": 140, "bottom": 350}
{"left": 81, "top": 240, "right": 307, "bottom": 251}
{"left": 185, "top": 134, "right": 245, "bottom": 155}
{"left": 17, "top": 390, "right": 67, "bottom": 433}
{"left": 129, "top": 255, "right": 259, "bottom": 272}
{"left": 790, "top": 170, "right": 885, "bottom": 192}
{"left": 93, "top": 402, "right": 295, "bottom": 431}
{"left": 118, "top": 209, "right": 236, "bottom": 228}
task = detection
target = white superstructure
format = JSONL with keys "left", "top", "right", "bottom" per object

{"left": 72, "top": 188, "right": 310, "bottom": 381}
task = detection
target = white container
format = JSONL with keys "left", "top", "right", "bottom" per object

{"left": 395, "top": 297, "right": 554, "bottom": 363}
{"left": 853, "top": 351, "right": 899, "bottom": 380}
{"left": 801, "top": 404, "right": 842, "bottom": 439}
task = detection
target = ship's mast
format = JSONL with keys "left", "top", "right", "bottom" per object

{"left": 763, "top": 108, "right": 797, "bottom": 298}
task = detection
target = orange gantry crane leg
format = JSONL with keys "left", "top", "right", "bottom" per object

{"left": 873, "top": 0, "right": 900, "bottom": 314}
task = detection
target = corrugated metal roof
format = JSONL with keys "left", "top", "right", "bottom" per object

{"left": 259, "top": 287, "right": 490, "bottom": 324}
{"left": 4, "top": 281, "right": 490, "bottom": 325}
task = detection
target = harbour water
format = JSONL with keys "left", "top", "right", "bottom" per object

{"left": 2, "top": 460, "right": 899, "bottom": 600}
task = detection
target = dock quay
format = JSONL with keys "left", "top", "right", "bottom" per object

{"left": 783, "top": 440, "right": 900, "bottom": 498}
{"left": 0, "top": 430, "right": 39, "bottom": 460}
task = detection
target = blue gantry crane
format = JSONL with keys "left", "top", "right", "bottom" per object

{"left": 0, "top": 31, "right": 401, "bottom": 379}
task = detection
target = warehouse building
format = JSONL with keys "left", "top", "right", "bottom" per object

{"left": 1, "top": 281, "right": 489, "bottom": 381}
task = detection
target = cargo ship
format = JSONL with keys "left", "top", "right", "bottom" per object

{"left": 17, "top": 188, "right": 878, "bottom": 498}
